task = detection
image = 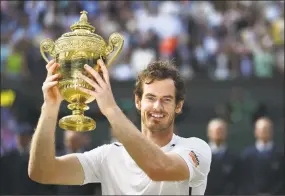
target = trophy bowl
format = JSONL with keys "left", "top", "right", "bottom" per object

{"left": 40, "top": 11, "right": 124, "bottom": 132}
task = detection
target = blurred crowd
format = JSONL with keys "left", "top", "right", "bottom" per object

{"left": 1, "top": 0, "right": 284, "bottom": 82}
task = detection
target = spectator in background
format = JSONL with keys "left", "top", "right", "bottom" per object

{"left": 213, "top": 45, "right": 230, "bottom": 80}
{"left": 4, "top": 42, "right": 29, "bottom": 80}
{"left": 205, "top": 118, "right": 238, "bottom": 195}
{"left": 270, "top": 9, "right": 284, "bottom": 75}
{"left": 60, "top": 130, "right": 91, "bottom": 154}
{"left": 0, "top": 126, "right": 57, "bottom": 195}
{"left": 203, "top": 29, "right": 219, "bottom": 71}
{"left": 253, "top": 38, "right": 275, "bottom": 78}
{"left": 0, "top": 107, "right": 17, "bottom": 156}
{"left": 56, "top": 130, "right": 100, "bottom": 195}
{"left": 130, "top": 31, "right": 157, "bottom": 77}
{"left": 240, "top": 52, "right": 253, "bottom": 78}
{"left": 1, "top": 35, "right": 11, "bottom": 73}
{"left": 275, "top": 45, "right": 284, "bottom": 75}
{"left": 237, "top": 117, "right": 284, "bottom": 195}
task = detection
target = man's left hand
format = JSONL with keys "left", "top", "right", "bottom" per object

{"left": 78, "top": 59, "right": 118, "bottom": 116}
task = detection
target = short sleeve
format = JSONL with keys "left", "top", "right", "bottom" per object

{"left": 171, "top": 137, "right": 212, "bottom": 187}
{"left": 75, "top": 144, "right": 111, "bottom": 185}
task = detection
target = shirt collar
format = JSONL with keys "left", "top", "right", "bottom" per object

{"left": 255, "top": 140, "right": 274, "bottom": 152}
{"left": 209, "top": 142, "right": 227, "bottom": 154}
{"left": 161, "top": 134, "right": 177, "bottom": 152}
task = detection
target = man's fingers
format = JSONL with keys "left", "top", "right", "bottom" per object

{"left": 98, "top": 59, "right": 110, "bottom": 86}
{"left": 46, "top": 59, "right": 56, "bottom": 69}
{"left": 78, "top": 87, "right": 97, "bottom": 97}
{"left": 45, "top": 74, "right": 60, "bottom": 82}
{"left": 42, "top": 81, "right": 58, "bottom": 91}
{"left": 47, "top": 63, "right": 59, "bottom": 77}
{"left": 84, "top": 64, "right": 105, "bottom": 87}
{"left": 78, "top": 73, "right": 101, "bottom": 91}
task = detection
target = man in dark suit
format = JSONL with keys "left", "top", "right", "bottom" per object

{"left": 55, "top": 130, "right": 101, "bottom": 195}
{"left": 205, "top": 118, "right": 239, "bottom": 195}
{"left": 237, "top": 117, "right": 284, "bottom": 195}
{"left": 0, "top": 124, "right": 57, "bottom": 195}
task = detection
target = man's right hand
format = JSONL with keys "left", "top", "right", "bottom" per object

{"left": 42, "top": 59, "right": 63, "bottom": 106}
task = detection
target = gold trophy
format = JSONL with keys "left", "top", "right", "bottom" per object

{"left": 40, "top": 11, "right": 124, "bottom": 132}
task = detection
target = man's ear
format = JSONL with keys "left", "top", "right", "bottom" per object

{"left": 175, "top": 100, "right": 184, "bottom": 114}
{"left": 135, "top": 95, "right": 141, "bottom": 111}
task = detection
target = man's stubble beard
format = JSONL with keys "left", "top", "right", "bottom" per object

{"left": 142, "top": 112, "right": 176, "bottom": 132}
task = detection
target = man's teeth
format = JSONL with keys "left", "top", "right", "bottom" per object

{"left": 151, "top": 114, "right": 164, "bottom": 118}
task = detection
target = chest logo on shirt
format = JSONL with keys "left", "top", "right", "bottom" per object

{"left": 189, "top": 150, "right": 199, "bottom": 167}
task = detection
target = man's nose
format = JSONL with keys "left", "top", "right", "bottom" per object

{"left": 153, "top": 100, "right": 163, "bottom": 110}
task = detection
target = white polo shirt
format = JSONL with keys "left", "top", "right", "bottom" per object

{"left": 75, "top": 134, "right": 212, "bottom": 195}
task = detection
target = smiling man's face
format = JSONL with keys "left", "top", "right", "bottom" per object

{"left": 136, "top": 78, "right": 183, "bottom": 132}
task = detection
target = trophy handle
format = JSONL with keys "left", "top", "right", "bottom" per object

{"left": 105, "top": 32, "right": 124, "bottom": 67}
{"left": 40, "top": 38, "right": 56, "bottom": 63}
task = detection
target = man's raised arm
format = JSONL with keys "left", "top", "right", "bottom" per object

{"left": 28, "top": 60, "right": 84, "bottom": 185}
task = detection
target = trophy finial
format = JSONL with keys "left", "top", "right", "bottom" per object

{"left": 70, "top": 10, "right": 95, "bottom": 32}
{"left": 79, "top": 11, "right": 88, "bottom": 23}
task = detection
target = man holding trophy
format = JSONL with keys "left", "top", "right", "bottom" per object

{"left": 28, "top": 11, "right": 211, "bottom": 195}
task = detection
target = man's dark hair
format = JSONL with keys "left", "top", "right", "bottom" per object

{"left": 134, "top": 60, "right": 186, "bottom": 104}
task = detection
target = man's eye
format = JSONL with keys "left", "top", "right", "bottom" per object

{"left": 164, "top": 98, "right": 171, "bottom": 102}
{"left": 146, "top": 97, "right": 155, "bottom": 101}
